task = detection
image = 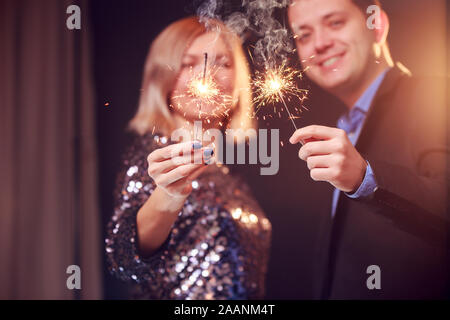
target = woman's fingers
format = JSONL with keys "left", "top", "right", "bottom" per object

{"left": 155, "top": 163, "right": 204, "bottom": 187}
{"left": 148, "top": 153, "right": 196, "bottom": 177}
{"left": 147, "top": 141, "right": 200, "bottom": 163}
{"left": 187, "top": 164, "right": 209, "bottom": 181}
{"left": 164, "top": 165, "right": 209, "bottom": 196}
{"left": 159, "top": 149, "right": 213, "bottom": 188}
{"left": 147, "top": 140, "right": 215, "bottom": 194}
{"left": 149, "top": 147, "right": 214, "bottom": 177}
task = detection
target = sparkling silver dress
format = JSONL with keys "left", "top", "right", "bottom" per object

{"left": 105, "top": 133, "right": 272, "bottom": 299}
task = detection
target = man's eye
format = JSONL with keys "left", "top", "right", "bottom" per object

{"left": 296, "top": 33, "right": 311, "bottom": 43}
{"left": 330, "top": 20, "right": 344, "bottom": 28}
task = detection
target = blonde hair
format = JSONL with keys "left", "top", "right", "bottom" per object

{"left": 128, "top": 16, "right": 255, "bottom": 136}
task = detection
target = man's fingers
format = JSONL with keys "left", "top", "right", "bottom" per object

{"left": 306, "top": 155, "right": 331, "bottom": 170}
{"left": 289, "top": 125, "right": 345, "bottom": 145}
{"left": 298, "top": 140, "right": 334, "bottom": 160}
{"left": 309, "top": 168, "right": 333, "bottom": 182}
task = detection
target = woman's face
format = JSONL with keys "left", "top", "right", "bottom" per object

{"left": 170, "top": 32, "right": 236, "bottom": 122}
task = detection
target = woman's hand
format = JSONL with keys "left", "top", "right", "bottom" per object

{"left": 146, "top": 140, "right": 214, "bottom": 199}
{"left": 137, "top": 140, "right": 214, "bottom": 256}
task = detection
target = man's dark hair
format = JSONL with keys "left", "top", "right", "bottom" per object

{"left": 351, "top": 0, "right": 382, "bottom": 14}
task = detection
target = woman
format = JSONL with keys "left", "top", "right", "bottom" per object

{"left": 105, "top": 16, "right": 271, "bottom": 300}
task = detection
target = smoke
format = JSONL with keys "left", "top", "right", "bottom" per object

{"left": 197, "top": 0, "right": 294, "bottom": 69}
{"left": 241, "top": 0, "right": 293, "bottom": 68}
{"left": 197, "top": 0, "right": 223, "bottom": 31}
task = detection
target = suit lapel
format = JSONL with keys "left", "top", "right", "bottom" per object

{"left": 355, "top": 65, "right": 411, "bottom": 151}
{"left": 321, "top": 65, "right": 413, "bottom": 298}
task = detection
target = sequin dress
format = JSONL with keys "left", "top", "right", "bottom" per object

{"left": 105, "top": 133, "right": 272, "bottom": 299}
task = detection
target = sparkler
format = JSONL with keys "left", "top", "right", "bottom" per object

{"left": 202, "top": 53, "right": 208, "bottom": 84}
{"left": 195, "top": 53, "right": 209, "bottom": 141}
{"left": 252, "top": 62, "right": 308, "bottom": 131}
{"left": 172, "top": 53, "right": 234, "bottom": 141}
{"left": 186, "top": 53, "right": 221, "bottom": 109}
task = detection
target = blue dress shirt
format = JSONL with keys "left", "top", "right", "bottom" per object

{"left": 331, "top": 69, "right": 389, "bottom": 218}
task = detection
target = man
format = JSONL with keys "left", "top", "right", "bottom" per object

{"left": 288, "top": 0, "right": 449, "bottom": 299}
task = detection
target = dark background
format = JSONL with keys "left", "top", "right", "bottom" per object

{"left": 90, "top": 0, "right": 448, "bottom": 299}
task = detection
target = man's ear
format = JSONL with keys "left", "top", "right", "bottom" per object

{"left": 375, "top": 10, "right": 389, "bottom": 45}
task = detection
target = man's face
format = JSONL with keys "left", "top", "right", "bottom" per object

{"left": 289, "top": 0, "right": 377, "bottom": 93}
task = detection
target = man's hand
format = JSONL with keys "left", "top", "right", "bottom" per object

{"left": 289, "top": 125, "right": 367, "bottom": 193}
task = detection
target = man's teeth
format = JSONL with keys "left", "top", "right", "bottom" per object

{"left": 323, "top": 56, "right": 340, "bottom": 67}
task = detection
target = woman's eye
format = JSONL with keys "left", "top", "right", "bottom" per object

{"left": 214, "top": 60, "right": 232, "bottom": 68}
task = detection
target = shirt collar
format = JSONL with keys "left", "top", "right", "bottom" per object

{"left": 353, "top": 68, "right": 390, "bottom": 112}
{"left": 337, "top": 68, "right": 390, "bottom": 137}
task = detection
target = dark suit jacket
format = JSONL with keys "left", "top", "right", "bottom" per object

{"left": 316, "top": 66, "right": 449, "bottom": 299}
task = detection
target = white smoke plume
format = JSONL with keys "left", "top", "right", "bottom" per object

{"left": 197, "top": 0, "right": 294, "bottom": 69}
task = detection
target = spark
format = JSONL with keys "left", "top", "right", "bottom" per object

{"left": 252, "top": 63, "right": 308, "bottom": 130}
{"left": 187, "top": 77, "right": 220, "bottom": 107}
{"left": 173, "top": 57, "right": 233, "bottom": 119}
{"left": 172, "top": 53, "right": 234, "bottom": 141}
